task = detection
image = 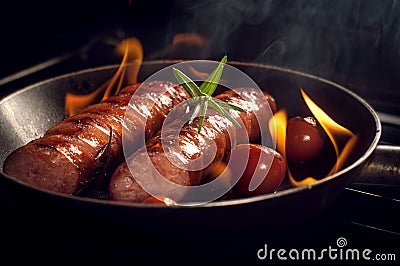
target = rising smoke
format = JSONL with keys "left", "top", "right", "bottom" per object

{"left": 168, "top": 0, "right": 400, "bottom": 83}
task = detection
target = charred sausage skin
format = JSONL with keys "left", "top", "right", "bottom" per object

{"left": 109, "top": 89, "right": 274, "bottom": 202}
{"left": 3, "top": 81, "right": 188, "bottom": 194}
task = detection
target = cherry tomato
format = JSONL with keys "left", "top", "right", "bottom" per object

{"left": 227, "top": 144, "right": 286, "bottom": 196}
{"left": 285, "top": 116, "right": 324, "bottom": 163}
{"left": 141, "top": 196, "right": 177, "bottom": 206}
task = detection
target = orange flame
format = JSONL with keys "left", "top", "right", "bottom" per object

{"left": 169, "top": 33, "right": 208, "bottom": 59}
{"left": 65, "top": 37, "right": 143, "bottom": 117}
{"left": 269, "top": 109, "right": 287, "bottom": 155}
{"left": 269, "top": 109, "right": 318, "bottom": 186}
{"left": 188, "top": 66, "right": 210, "bottom": 80}
{"left": 172, "top": 33, "right": 207, "bottom": 48}
{"left": 301, "top": 89, "right": 357, "bottom": 175}
{"left": 269, "top": 89, "right": 357, "bottom": 187}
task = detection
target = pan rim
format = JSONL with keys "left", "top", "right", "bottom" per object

{"left": 0, "top": 60, "right": 382, "bottom": 208}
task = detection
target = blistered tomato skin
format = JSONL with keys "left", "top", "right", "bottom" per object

{"left": 227, "top": 144, "right": 286, "bottom": 196}
{"left": 285, "top": 116, "right": 325, "bottom": 163}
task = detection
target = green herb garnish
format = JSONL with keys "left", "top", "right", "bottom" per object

{"left": 173, "top": 55, "right": 246, "bottom": 133}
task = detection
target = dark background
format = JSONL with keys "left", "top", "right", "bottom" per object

{"left": 0, "top": 1, "right": 398, "bottom": 82}
{"left": 0, "top": 0, "right": 399, "bottom": 264}
{"left": 1, "top": 0, "right": 399, "bottom": 115}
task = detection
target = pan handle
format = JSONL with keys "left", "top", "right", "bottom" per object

{"left": 352, "top": 145, "right": 400, "bottom": 186}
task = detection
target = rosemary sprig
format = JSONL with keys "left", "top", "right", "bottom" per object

{"left": 172, "top": 55, "right": 246, "bottom": 133}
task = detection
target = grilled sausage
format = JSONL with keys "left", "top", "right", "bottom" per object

{"left": 3, "top": 81, "right": 189, "bottom": 194}
{"left": 109, "top": 88, "right": 275, "bottom": 202}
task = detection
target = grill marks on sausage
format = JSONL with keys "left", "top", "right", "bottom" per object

{"left": 109, "top": 88, "right": 271, "bottom": 202}
{"left": 3, "top": 81, "right": 189, "bottom": 194}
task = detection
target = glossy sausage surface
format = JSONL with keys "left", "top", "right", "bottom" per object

{"left": 3, "top": 81, "right": 188, "bottom": 194}
{"left": 109, "top": 88, "right": 275, "bottom": 202}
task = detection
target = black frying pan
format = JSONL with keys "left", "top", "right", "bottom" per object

{"left": 0, "top": 60, "right": 390, "bottom": 237}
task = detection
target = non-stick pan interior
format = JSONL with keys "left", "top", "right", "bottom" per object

{"left": 0, "top": 67, "right": 116, "bottom": 166}
{"left": 0, "top": 61, "right": 381, "bottom": 235}
{"left": 0, "top": 61, "right": 379, "bottom": 197}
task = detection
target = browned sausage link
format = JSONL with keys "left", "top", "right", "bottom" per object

{"left": 3, "top": 81, "right": 189, "bottom": 194}
{"left": 109, "top": 88, "right": 273, "bottom": 202}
